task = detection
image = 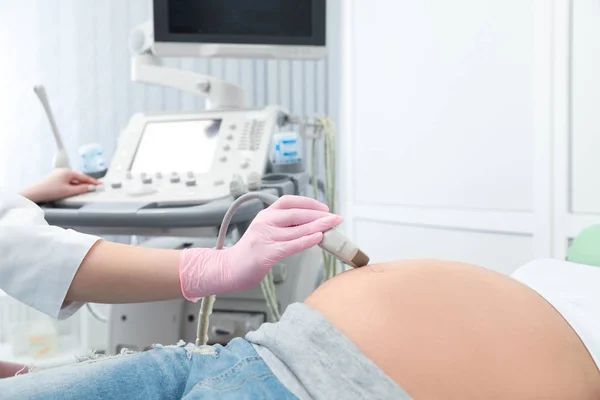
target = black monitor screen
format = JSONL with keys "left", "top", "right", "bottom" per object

{"left": 154, "top": 0, "right": 326, "bottom": 46}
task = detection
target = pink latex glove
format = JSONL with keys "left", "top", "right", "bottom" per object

{"left": 179, "top": 195, "right": 343, "bottom": 302}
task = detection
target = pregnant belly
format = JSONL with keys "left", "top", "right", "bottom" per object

{"left": 305, "top": 260, "right": 600, "bottom": 399}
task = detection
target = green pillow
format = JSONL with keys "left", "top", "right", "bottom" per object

{"left": 567, "top": 225, "right": 600, "bottom": 267}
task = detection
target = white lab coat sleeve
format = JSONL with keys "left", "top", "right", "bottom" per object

{"left": 0, "top": 190, "right": 100, "bottom": 319}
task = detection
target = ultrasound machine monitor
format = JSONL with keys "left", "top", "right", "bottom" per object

{"left": 151, "top": 0, "right": 327, "bottom": 59}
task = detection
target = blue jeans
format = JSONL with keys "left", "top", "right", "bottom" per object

{"left": 0, "top": 338, "right": 297, "bottom": 400}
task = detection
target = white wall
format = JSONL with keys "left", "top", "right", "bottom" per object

{"left": 555, "top": 0, "right": 600, "bottom": 255}
{"left": 340, "top": 0, "right": 600, "bottom": 273}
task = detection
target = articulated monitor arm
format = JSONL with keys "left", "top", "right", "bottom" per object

{"left": 129, "top": 21, "right": 246, "bottom": 110}
{"left": 131, "top": 54, "right": 246, "bottom": 110}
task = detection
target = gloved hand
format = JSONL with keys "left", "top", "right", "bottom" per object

{"left": 179, "top": 195, "right": 343, "bottom": 302}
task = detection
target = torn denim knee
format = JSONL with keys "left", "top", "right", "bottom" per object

{"left": 77, "top": 340, "right": 218, "bottom": 365}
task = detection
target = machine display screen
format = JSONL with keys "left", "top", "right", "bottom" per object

{"left": 169, "top": 0, "right": 312, "bottom": 37}
{"left": 153, "top": 0, "right": 326, "bottom": 46}
{"left": 129, "top": 119, "right": 221, "bottom": 174}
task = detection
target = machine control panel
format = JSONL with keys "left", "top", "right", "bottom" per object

{"left": 60, "top": 106, "right": 285, "bottom": 207}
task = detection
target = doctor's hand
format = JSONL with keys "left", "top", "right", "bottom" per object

{"left": 179, "top": 195, "right": 343, "bottom": 301}
{"left": 19, "top": 168, "right": 101, "bottom": 204}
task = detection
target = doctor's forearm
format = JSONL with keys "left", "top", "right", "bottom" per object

{"left": 65, "top": 241, "right": 183, "bottom": 303}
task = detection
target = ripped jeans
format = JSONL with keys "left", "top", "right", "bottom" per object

{"left": 0, "top": 338, "right": 297, "bottom": 400}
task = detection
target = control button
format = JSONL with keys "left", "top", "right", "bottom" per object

{"left": 220, "top": 156, "right": 227, "bottom": 162}
{"left": 223, "top": 144, "right": 231, "bottom": 151}
{"left": 185, "top": 179, "right": 196, "bottom": 187}
{"left": 229, "top": 124, "right": 237, "bottom": 130}
{"left": 241, "top": 161, "right": 250, "bottom": 169}
{"left": 214, "top": 180, "right": 225, "bottom": 186}
{"left": 227, "top": 134, "right": 234, "bottom": 140}
{"left": 95, "top": 185, "right": 106, "bottom": 192}
{"left": 140, "top": 172, "right": 147, "bottom": 178}
{"left": 187, "top": 171, "right": 194, "bottom": 178}
{"left": 142, "top": 177, "right": 153, "bottom": 184}
{"left": 170, "top": 176, "right": 181, "bottom": 183}
{"left": 111, "top": 182, "right": 122, "bottom": 189}
{"left": 229, "top": 174, "right": 246, "bottom": 198}
{"left": 156, "top": 172, "right": 163, "bottom": 179}
{"left": 247, "top": 172, "right": 262, "bottom": 191}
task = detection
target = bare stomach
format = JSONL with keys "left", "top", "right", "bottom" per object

{"left": 304, "top": 260, "right": 600, "bottom": 399}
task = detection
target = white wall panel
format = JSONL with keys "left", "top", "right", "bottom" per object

{"left": 570, "top": 0, "right": 600, "bottom": 214}
{"left": 351, "top": 0, "right": 534, "bottom": 212}
{"left": 355, "top": 220, "right": 533, "bottom": 275}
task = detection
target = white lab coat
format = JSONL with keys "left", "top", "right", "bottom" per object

{"left": 0, "top": 190, "right": 99, "bottom": 319}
